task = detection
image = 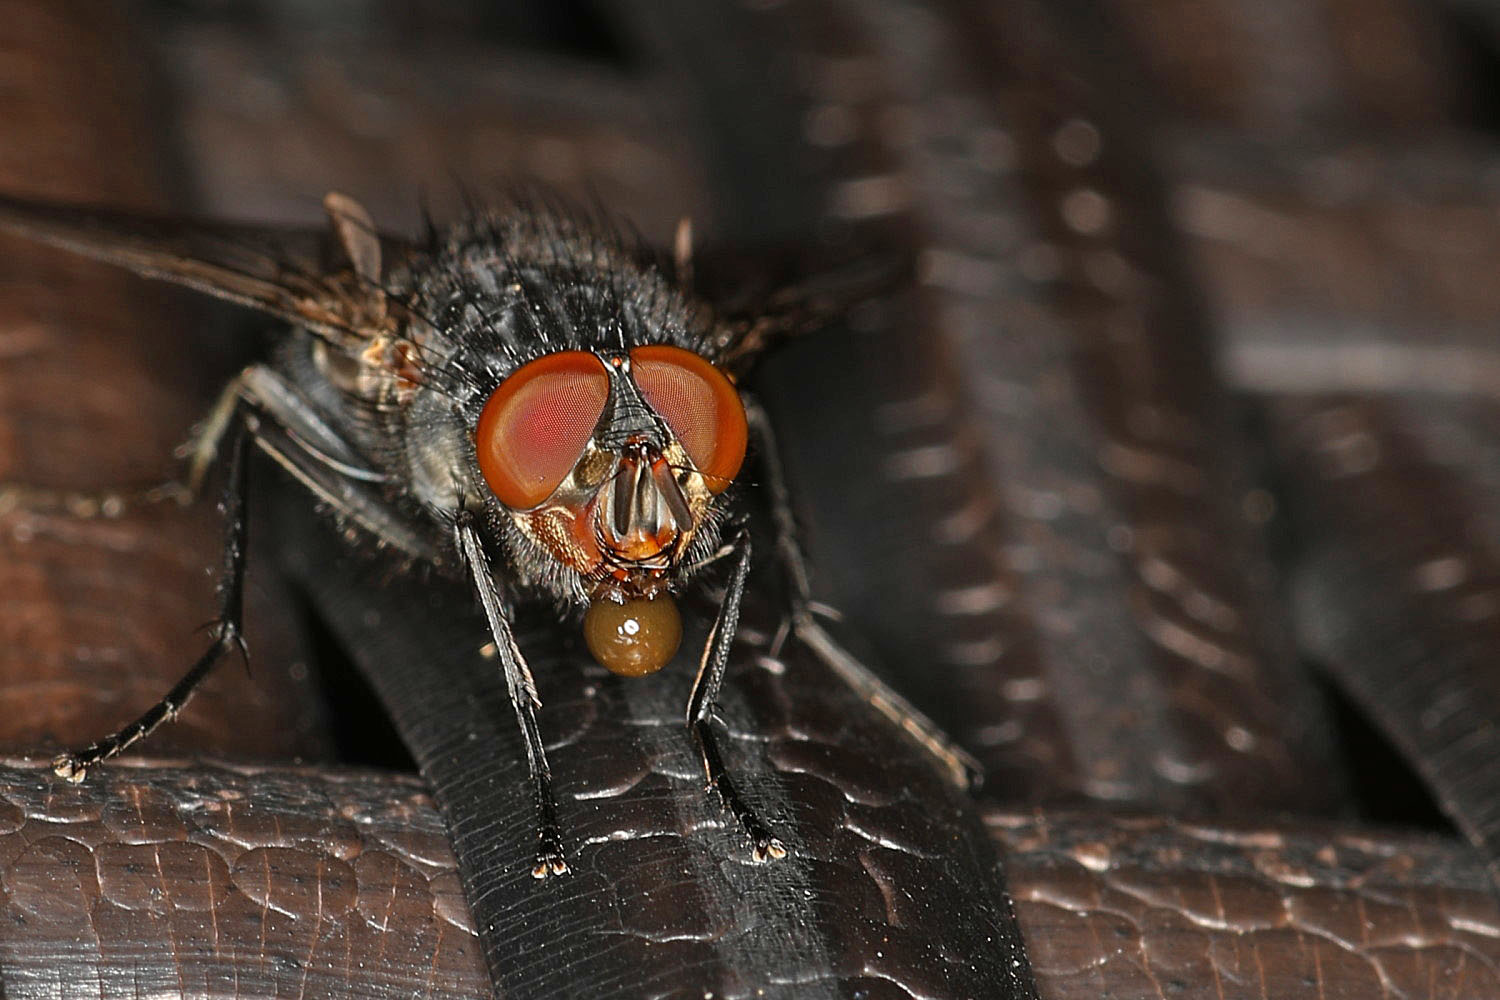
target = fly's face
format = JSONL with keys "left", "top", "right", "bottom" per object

{"left": 472, "top": 342, "right": 748, "bottom": 675}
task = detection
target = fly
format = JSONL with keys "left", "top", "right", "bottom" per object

{"left": 0, "top": 190, "right": 978, "bottom": 877}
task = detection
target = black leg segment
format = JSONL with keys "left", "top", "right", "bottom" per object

{"left": 687, "top": 529, "right": 786, "bottom": 862}
{"left": 454, "top": 512, "right": 567, "bottom": 878}
{"left": 52, "top": 410, "right": 253, "bottom": 782}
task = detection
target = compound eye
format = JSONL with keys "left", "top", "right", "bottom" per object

{"left": 476, "top": 351, "right": 610, "bottom": 509}
{"left": 629, "top": 344, "right": 747, "bottom": 493}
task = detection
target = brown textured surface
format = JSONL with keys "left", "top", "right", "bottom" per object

{"left": 152, "top": 21, "right": 711, "bottom": 243}
{"left": 1267, "top": 396, "right": 1500, "bottom": 885}
{"left": 994, "top": 809, "right": 1500, "bottom": 1000}
{"left": 7, "top": 1, "right": 1500, "bottom": 997}
{"left": 1172, "top": 136, "right": 1500, "bottom": 397}
{"left": 0, "top": 0, "right": 326, "bottom": 761}
{"left": 6, "top": 755, "right": 1495, "bottom": 1000}
{"left": 0, "top": 759, "right": 488, "bottom": 997}
{"left": 959, "top": 0, "right": 1337, "bottom": 812}
{"left": 1105, "top": 0, "right": 1458, "bottom": 132}
{"left": 289, "top": 506, "right": 1037, "bottom": 999}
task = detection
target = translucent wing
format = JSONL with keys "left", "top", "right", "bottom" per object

{"left": 689, "top": 238, "right": 911, "bottom": 372}
{"left": 0, "top": 191, "right": 412, "bottom": 349}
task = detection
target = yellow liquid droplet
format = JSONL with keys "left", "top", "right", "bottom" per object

{"left": 583, "top": 595, "right": 682, "bottom": 677}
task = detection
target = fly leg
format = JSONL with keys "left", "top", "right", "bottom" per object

{"left": 742, "top": 393, "right": 983, "bottom": 791}
{"left": 687, "top": 529, "right": 787, "bottom": 862}
{"left": 51, "top": 407, "right": 252, "bottom": 782}
{"left": 455, "top": 512, "right": 568, "bottom": 878}
{"left": 50, "top": 364, "right": 434, "bottom": 782}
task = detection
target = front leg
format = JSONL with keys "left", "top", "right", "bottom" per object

{"left": 687, "top": 529, "right": 787, "bottom": 862}
{"left": 454, "top": 512, "right": 567, "bottom": 878}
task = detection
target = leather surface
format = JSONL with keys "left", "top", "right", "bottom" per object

{"left": 284, "top": 505, "right": 1037, "bottom": 999}
{"left": 5, "top": 756, "right": 1495, "bottom": 1000}
{"left": 1272, "top": 395, "right": 1500, "bottom": 884}
{"left": 994, "top": 808, "right": 1500, "bottom": 999}
{"left": 0, "top": 760, "right": 487, "bottom": 998}
{"left": 0, "top": 0, "right": 328, "bottom": 765}
{"left": 5, "top": 1, "right": 1500, "bottom": 998}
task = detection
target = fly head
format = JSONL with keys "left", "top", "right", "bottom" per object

{"left": 394, "top": 208, "right": 753, "bottom": 676}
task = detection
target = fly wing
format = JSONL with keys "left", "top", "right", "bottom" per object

{"left": 690, "top": 240, "right": 911, "bottom": 372}
{"left": 0, "top": 191, "right": 414, "bottom": 348}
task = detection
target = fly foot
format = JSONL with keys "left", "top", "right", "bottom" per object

{"left": 706, "top": 774, "right": 787, "bottom": 863}
{"left": 51, "top": 752, "right": 89, "bottom": 784}
{"left": 531, "top": 830, "right": 569, "bottom": 879}
{"left": 751, "top": 830, "right": 788, "bottom": 863}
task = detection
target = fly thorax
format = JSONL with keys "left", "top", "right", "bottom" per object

{"left": 404, "top": 390, "right": 476, "bottom": 513}
{"left": 312, "top": 335, "right": 421, "bottom": 406}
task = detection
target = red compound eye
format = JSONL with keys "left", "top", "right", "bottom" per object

{"left": 629, "top": 344, "right": 747, "bottom": 493}
{"left": 476, "top": 351, "right": 610, "bottom": 509}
